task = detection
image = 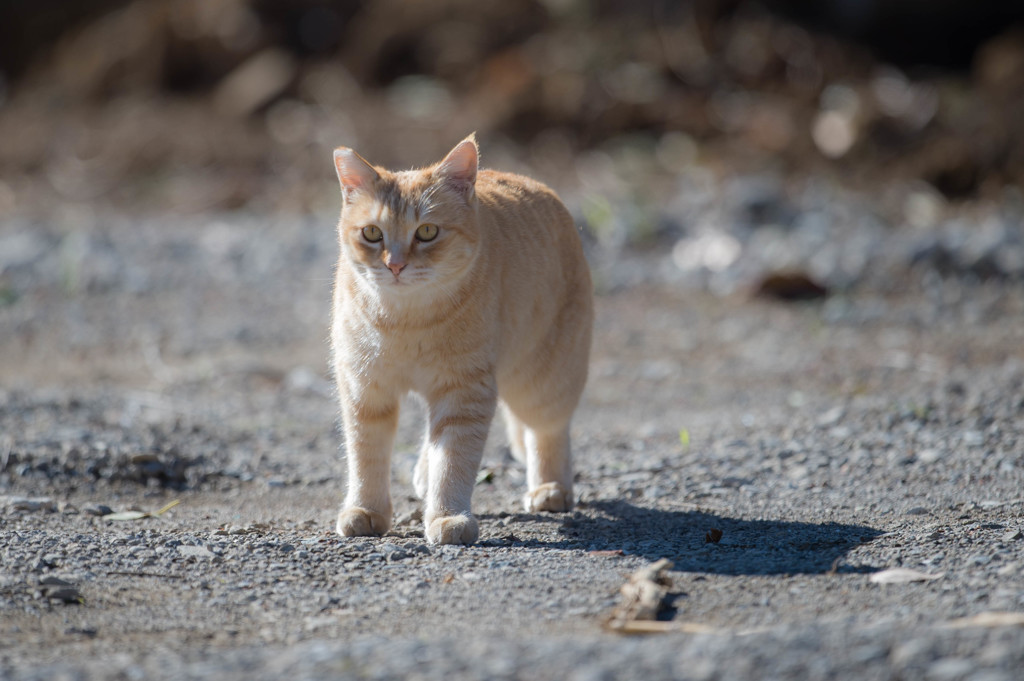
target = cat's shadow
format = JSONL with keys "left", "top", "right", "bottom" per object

{"left": 489, "top": 499, "right": 882, "bottom": 576}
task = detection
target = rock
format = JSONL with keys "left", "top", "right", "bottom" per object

{"left": 83, "top": 503, "right": 114, "bottom": 516}
{"left": 927, "top": 657, "right": 976, "bottom": 681}
{"left": 394, "top": 509, "right": 423, "bottom": 527}
{"left": 869, "top": 568, "right": 943, "bottom": 584}
{"left": 817, "top": 407, "right": 845, "bottom": 427}
{"left": 178, "top": 546, "right": 217, "bottom": 560}
{"left": 962, "top": 431, "right": 985, "bottom": 447}
{"left": 0, "top": 231, "right": 50, "bottom": 271}
{"left": 38, "top": 577, "right": 82, "bottom": 604}
{"left": 754, "top": 271, "right": 828, "bottom": 301}
{"left": 379, "top": 543, "right": 411, "bottom": 561}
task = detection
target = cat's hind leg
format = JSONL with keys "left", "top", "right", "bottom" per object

{"left": 522, "top": 426, "right": 574, "bottom": 513}
{"left": 500, "top": 401, "right": 528, "bottom": 463}
{"left": 413, "top": 425, "right": 429, "bottom": 500}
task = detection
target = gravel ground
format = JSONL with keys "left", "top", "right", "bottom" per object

{"left": 1, "top": 180, "right": 1023, "bottom": 679}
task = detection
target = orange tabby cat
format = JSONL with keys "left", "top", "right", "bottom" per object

{"left": 331, "top": 134, "right": 592, "bottom": 545}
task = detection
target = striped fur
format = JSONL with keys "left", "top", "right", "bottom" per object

{"left": 331, "top": 135, "right": 593, "bottom": 545}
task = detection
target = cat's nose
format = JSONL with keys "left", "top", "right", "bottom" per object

{"left": 388, "top": 262, "right": 406, "bottom": 277}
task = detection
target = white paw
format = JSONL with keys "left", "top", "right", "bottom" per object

{"left": 425, "top": 513, "right": 479, "bottom": 545}
{"left": 523, "top": 482, "right": 573, "bottom": 513}
{"left": 336, "top": 506, "right": 392, "bottom": 537}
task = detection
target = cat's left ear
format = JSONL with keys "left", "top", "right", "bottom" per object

{"left": 437, "top": 134, "right": 478, "bottom": 198}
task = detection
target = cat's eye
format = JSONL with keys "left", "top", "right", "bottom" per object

{"left": 361, "top": 225, "right": 383, "bottom": 243}
{"left": 415, "top": 223, "right": 439, "bottom": 242}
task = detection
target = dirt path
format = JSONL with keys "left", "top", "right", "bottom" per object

{"left": 2, "top": 212, "right": 1023, "bottom": 679}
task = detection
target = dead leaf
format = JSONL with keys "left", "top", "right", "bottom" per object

{"left": 604, "top": 558, "right": 677, "bottom": 632}
{"left": 942, "top": 612, "right": 1024, "bottom": 629}
{"left": 609, "top": 620, "right": 720, "bottom": 635}
{"left": 103, "top": 499, "right": 180, "bottom": 522}
{"left": 704, "top": 528, "right": 723, "bottom": 544}
{"left": 442, "top": 573, "right": 455, "bottom": 584}
{"left": 102, "top": 510, "right": 150, "bottom": 521}
{"left": 152, "top": 499, "right": 181, "bottom": 516}
{"left": 754, "top": 271, "right": 828, "bottom": 301}
{"left": 868, "top": 568, "right": 944, "bottom": 584}
{"left": 4, "top": 496, "right": 56, "bottom": 512}
{"left": 588, "top": 549, "right": 625, "bottom": 557}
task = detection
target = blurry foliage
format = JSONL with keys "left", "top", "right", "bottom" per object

{"left": 0, "top": 0, "right": 1022, "bottom": 217}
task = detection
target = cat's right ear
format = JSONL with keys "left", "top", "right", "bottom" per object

{"left": 333, "top": 148, "right": 379, "bottom": 199}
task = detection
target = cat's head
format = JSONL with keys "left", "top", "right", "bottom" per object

{"left": 333, "top": 135, "right": 480, "bottom": 297}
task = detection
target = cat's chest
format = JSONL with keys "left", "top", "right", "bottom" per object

{"left": 356, "top": 325, "right": 459, "bottom": 389}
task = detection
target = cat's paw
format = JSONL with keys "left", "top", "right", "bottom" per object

{"left": 425, "top": 513, "right": 479, "bottom": 545}
{"left": 523, "top": 482, "right": 574, "bottom": 513}
{"left": 336, "top": 507, "right": 392, "bottom": 537}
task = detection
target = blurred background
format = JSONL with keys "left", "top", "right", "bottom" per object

{"left": 1, "top": 0, "right": 1023, "bottom": 294}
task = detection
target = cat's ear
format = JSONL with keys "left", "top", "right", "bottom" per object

{"left": 436, "top": 134, "right": 478, "bottom": 197}
{"left": 333, "top": 147, "right": 379, "bottom": 198}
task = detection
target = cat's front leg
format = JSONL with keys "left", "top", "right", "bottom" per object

{"left": 336, "top": 396, "right": 399, "bottom": 538}
{"left": 422, "top": 382, "right": 497, "bottom": 545}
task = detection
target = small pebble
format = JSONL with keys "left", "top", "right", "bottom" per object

{"left": 83, "top": 504, "right": 114, "bottom": 517}
{"left": 1001, "top": 529, "right": 1022, "bottom": 542}
{"left": 962, "top": 431, "right": 985, "bottom": 447}
{"left": 927, "top": 657, "right": 977, "bottom": 681}
{"left": 178, "top": 546, "right": 216, "bottom": 559}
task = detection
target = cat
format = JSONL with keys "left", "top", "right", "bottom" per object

{"left": 330, "top": 134, "right": 593, "bottom": 545}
